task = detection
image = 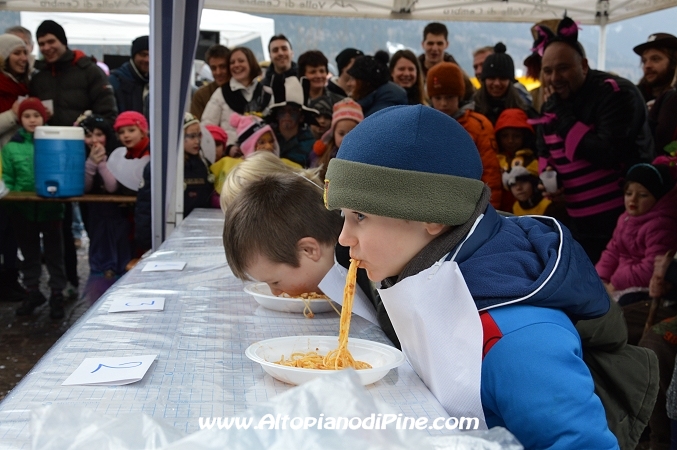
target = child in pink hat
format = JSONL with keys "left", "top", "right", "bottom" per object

{"left": 311, "top": 98, "right": 363, "bottom": 180}
{"left": 113, "top": 111, "right": 149, "bottom": 159}
{"left": 210, "top": 113, "right": 299, "bottom": 196}
{"left": 230, "top": 113, "right": 279, "bottom": 157}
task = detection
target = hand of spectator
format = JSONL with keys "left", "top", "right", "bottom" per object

{"left": 228, "top": 144, "right": 243, "bottom": 158}
{"left": 538, "top": 167, "right": 565, "bottom": 200}
{"left": 603, "top": 282, "right": 615, "bottom": 298}
{"left": 88, "top": 144, "right": 106, "bottom": 164}
{"left": 650, "top": 252, "right": 676, "bottom": 298}
{"left": 11, "top": 99, "right": 20, "bottom": 120}
{"left": 542, "top": 85, "right": 555, "bottom": 104}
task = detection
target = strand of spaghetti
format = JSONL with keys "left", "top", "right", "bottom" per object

{"left": 274, "top": 259, "right": 371, "bottom": 370}
{"left": 325, "top": 258, "right": 359, "bottom": 369}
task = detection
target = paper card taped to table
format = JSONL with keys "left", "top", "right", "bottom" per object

{"left": 142, "top": 261, "right": 186, "bottom": 272}
{"left": 61, "top": 355, "right": 157, "bottom": 386}
{"left": 108, "top": 297, "right": 165, "bottom": 313}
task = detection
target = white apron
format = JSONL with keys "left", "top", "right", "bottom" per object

{"left": 377, "top": 257, "right": 487, "bottom": 429}
{"left": 106, "top": 147, "right": 150, "bottom": 191}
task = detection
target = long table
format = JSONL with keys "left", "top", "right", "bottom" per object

{"left": 0, "top": 209, "right": 449, "bottom": 449}
{"left": 0, "top": 192, "right": 136, "bottom": 202}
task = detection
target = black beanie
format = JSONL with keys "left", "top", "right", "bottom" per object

{"left": 335, "top": 48, "right": 364, "bottom": 75}
{"left": 481, "top": 42, "right": 514, "bottom": 81}
{"left": 131, "top": 35, "right": 149, "bottom": 57}
{"left": 347, "top": 53, "right": 390, "bottom": 88}
{"left": 36, "top": 20, "right": 67, "bottom": 46}
{"left": 625, "top": 163, "right": 673, "bottom": 200}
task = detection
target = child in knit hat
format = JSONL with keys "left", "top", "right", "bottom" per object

{"left": 426, "top": 62, "right": 502, "bottom": 209}
{"left": 596, "top": 163, "right": 677, "bottom": 304}
{"left": 324, "top": 105, "right": 618, "bottom": 448}
{"left": 110, "top": 111, "right": 152, "bottom": 255}
{"left": 210, "top": 112, "right": 298, "bottom": 196}
{"left": 494, "top": 108, "right": 537, "bottom": 212}
{"left": 113, "top": 111, "right": 149, "bottom": 159}
{"left": 2, "top": 97, "right": 67, "bottom": 320}
{"left": 311, "top": 98, "right": 363, "bottom": 180}
{"left": 183, "top": 113, "right": 214, "bottom": 217}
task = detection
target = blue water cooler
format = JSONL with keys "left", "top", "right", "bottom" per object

{"left": 34, "top": 126, "right": 85, "bottom": 197}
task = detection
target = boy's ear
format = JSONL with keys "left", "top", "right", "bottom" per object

{"left": 423, "top": 222, "right": 451, "bottom": 237}
{"left": 296, "top": 237, "right": 323, "bottom": 262}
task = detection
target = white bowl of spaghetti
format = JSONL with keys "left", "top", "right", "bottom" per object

{"left": 245, "top": 335, "right": 405, "bottom": 385}
{"left": 244, "top": 282, "right": 338, "bottom": 316}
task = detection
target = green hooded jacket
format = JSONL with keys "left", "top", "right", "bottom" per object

{"left": 1, "top": 127, "right": 64, "bottom": 222}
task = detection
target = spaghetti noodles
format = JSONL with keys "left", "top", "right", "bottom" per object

{"left": 279, "top": 292, "right": 340, "bottom": 318}
{"left": 275, "top": 259, "right": 372, "bottom": 370}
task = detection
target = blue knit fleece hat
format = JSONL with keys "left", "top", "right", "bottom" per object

{"left": 324, "top": 105, "right": 484, "bottom": 225}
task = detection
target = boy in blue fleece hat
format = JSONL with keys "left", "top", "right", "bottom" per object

{"left": 324, "top": 105, "right": 620, "bottom": 449}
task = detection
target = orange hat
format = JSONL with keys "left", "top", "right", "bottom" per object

{"left": 494, "top": 109, "right": 534, "bottom": 134}
{"left": 426, "top": 62, "right": 465, "bottom": 99}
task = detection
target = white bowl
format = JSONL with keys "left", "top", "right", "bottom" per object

{"left": 243, "top": 282, "right": 338, "bottom": 315}
{"left": 245, "top": 335, "right": 405, "bottom": 386}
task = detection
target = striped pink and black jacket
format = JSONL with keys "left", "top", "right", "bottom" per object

{"left": 534, "top": 70, "right": 654, "bottom": 219}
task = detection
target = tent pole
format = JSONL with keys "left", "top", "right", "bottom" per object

{"left": 597, "top": 23, "right": 607, "bottom": 71}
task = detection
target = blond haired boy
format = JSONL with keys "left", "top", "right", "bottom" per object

{"left": 223, "top": 172, "right": 399, "bottom": 347}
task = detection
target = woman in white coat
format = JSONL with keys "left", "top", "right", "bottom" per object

{"left": 201, "top": 46, "right": 272, "bottom": 156}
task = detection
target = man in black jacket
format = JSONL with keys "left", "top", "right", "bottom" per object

{"left": 537, "top": 21, "right": 653, "bottom": 263}
{"left": 30, "top": 20, "right": 117, "bottom": 127}
{"left": 110, "top": 35, "right": 149, "bottom": 118}
{"left": 29, "top": 20, "right": 118, "bottom": 297}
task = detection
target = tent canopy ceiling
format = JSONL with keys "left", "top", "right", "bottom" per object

{"left": 19, "top": 10, "right": 275, "bottom": 59}
{"left": 3, "top": 0, "right": 677, "bottom": 24}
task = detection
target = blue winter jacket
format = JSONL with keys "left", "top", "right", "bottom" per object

{"left": 109, "top": 60, "right": 148, "bottom": 118}
{"left": 357, "top": 82, "right": 408, "bottom": 118}
{"left": 451, "top": 206, "right": 618, "bottom": 450}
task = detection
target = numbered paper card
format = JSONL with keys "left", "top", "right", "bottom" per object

{"left": 62, "top": 355, "right": 157, "bottom": 386}
{"left": 108, "top": 297, "right": 165, "bottom": 313}
{"left": 141, "top": 261, "right": 186, "bottom": 272}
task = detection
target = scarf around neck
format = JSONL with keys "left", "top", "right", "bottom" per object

{"left": 125, "top": 136, "right": 150, "bottom": 159}
{"left": 382, "top": 185, "right": 492, "bottom": 288}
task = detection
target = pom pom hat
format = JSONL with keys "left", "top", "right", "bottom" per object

{"left": 230, "top": 112, "right": 279, "bottom": 157}
{"left": 324, "top": 105, "right": 484, "bottom": 226}
{"left": 481, "top": 42, "right": 514, "bottom": 81}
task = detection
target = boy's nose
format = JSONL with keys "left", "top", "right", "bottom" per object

{"left": 269, "top": 286, "right": 283, "bottom": 296}
{"left": 338, "top": 228, "right": 354, "bottom": 248}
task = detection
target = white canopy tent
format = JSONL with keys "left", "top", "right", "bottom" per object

{"left": 4, "top": 0, "right": 677, "bottom": 23}
{"left": 2, "top": 0, "right": 676, "bottom": 248}
{"left": 19, "top": 9, "right": 275, "bottom": 60}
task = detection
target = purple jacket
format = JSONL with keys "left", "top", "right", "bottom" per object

{"left": 596, "top": 186, "right": 677, "bottom": 290}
